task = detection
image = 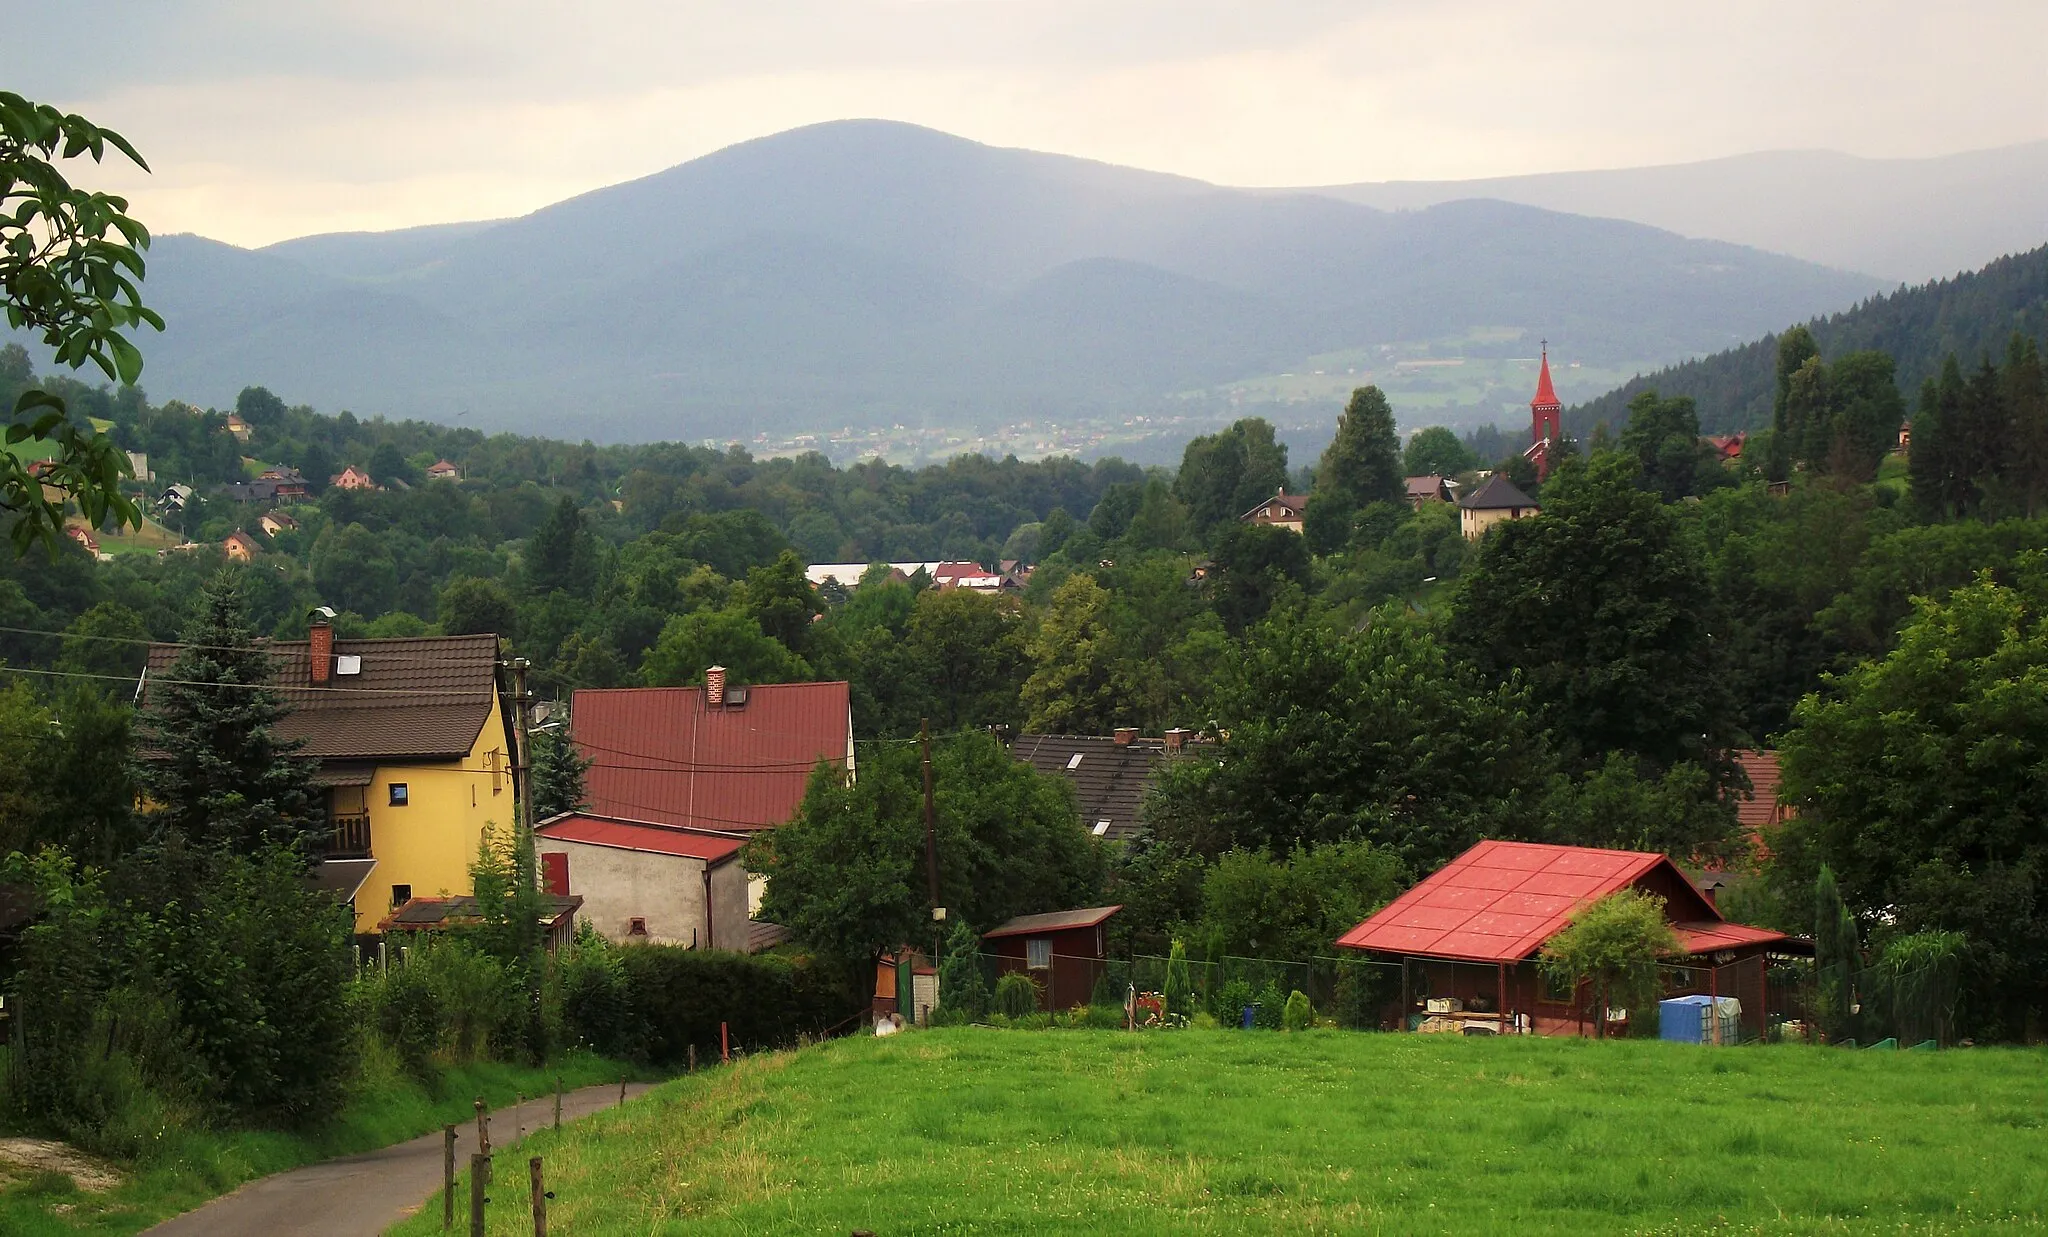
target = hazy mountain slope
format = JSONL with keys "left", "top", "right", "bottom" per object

{"left": 78, "top": 121, "right": 1881, "bottom": 440}
{"left": 1570, "top": 243, "right": 2048, "bottom": 435}
{"left": 1308, "top": 141, "right": 2048, "bottom": 284}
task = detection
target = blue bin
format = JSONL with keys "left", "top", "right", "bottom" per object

{"left": 1659, "top": 995, "right": 1714, "bottom": 1043}
{"left": 1241, "top": 1005, "right": 1258, "bottom": 1030}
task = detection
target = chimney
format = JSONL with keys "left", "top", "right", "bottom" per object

{"left": 1113, "top": 726, "right": 1137, "bottom": 746}
{"left": 705, "top": 665, "right": 727, "bottom": 707}
{"left": 1164, "top": 727, "right": 1188, "bottom": 755}
{"left": 1701, "top": 882, "right": 1719, "bottom": 909}
{"left": 307, "top": 606, "right": 336, "bottom": 686}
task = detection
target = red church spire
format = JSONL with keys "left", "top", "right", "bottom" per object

{"left": 1527, "top": 339, "right": 1563, "bottom": 480}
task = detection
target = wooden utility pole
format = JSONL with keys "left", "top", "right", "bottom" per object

{"left": 510, "top": 657, "right": 534, "bottom": 825}
{"left": 921, "top": 717, "right": 944, "bottom": 1015}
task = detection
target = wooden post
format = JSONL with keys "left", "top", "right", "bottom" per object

{"left": 442, "top": 1125, "right": 456, "bottom": 1231}
{"left": 1399, "top": 957, "right": 1411, "bottom": 1032}
{"left": 530, "top": 1156, "right": 548, "bottom": 1237}
{"left": 619, "top": 1077, "right": 627, "bottom": 1106}
{"left": 720, "top": 1021, "right": 730, "bottom": 1062}
{"left": 688, "top": 1043, "right": 697, "bottom": 1073}
{"left": 1497, "top": 963, "right": 1508, "bottom": 1035}
{"left": 515, "top": 1092, "right": 523, "bottom": 1142}
{"left": 553, "top": 1077, "right": 562, "bottom": 1130}
{"left": 469, "top": 1154, "right": 489, "bottom": 1237}
{"left": 474, "top": 1097, "right": 488, "bottom": 1154}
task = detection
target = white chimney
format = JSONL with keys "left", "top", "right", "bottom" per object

{"left": 706, "top": 665, "right": 727, "bottom": 707}
{"left": 1164, "top": 728, "right": 1188, "bottom": 754}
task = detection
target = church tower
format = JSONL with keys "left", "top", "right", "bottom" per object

{"left": 1527, "top": 341, "right": 1563, "bottom": 480}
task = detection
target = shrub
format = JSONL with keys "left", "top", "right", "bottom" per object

{"left": 1283, "top": 990, "right": 1312, "bottom": 1032}
{"left": 1214, "top": 978, "right": 1254, "bottom": 1025}
{"left": 616, "top": 947, "right": 855, "bottom": 1066}
{"left": 994, "top": 971, "right": 1042, "bottom": 1018}
{"left": 1253, "top": 981, "right": 1285, "bottom": 1030}
{"left": 370, "top": 961, "right": 444, "bottom": 1081}
{"left": 553, "top": 930, "right": 635, "bottom": 1058}
{"left": 401, "top": 938, "right": 524, "bottom": 1063}
{"left": 1163, "top": 939, "right": 1193, "bottom": 1018}
{"left": 937, "top": 921, "right": 990, "bottom": 1019}
{"left": 1191, "top": 1012, "right": 1220, "bottom": 1030}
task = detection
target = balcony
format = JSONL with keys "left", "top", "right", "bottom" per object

{"left": 322, "top": 812, "right": 372, "bottom": 859}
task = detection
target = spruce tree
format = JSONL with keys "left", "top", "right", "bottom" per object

{"left": 135, "top": 571, "right": 319, "bottom": 853}
{"left": 1316, "top": 386, "right": 1403, "bottom": 512}
{"left": 530, "top": 724, "right": 591, "bottom": 822}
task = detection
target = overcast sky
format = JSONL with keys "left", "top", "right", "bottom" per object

{"left": 7, "top": 0, "right": 2047, "bottom": 248}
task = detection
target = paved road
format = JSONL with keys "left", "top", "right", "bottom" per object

{"left": 146, "top": 1082, "right": 656, "bottom": 1237}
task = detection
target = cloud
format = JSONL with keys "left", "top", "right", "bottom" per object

{"left": 9, "top": 0, "right": 2046, "bottom": 246}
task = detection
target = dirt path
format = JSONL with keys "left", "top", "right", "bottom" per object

{"left": 144, "top": 1082, "right": 655, "bottom": 1237}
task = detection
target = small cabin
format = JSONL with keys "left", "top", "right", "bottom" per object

{"left": 983, "top": 905, "right": 1123, "bottom": 1011}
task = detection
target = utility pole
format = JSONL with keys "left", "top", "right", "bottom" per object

{"left": 921, "top": 717, "right": 945, "bottom": 1020}
{"left": 510, "top": 657, "right": 533, "bottom": 825}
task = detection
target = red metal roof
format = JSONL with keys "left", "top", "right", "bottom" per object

{"left": 1731, "top": 749, "right": 1787, "bottom": 831}
{"left": 1672, "top": 920, "right": 1788, "bottom": 955}
{"left": 535, "top": 813, "right": 748, "bottom": 862}
{"left": 573, "top": 682, "right": 851, "bottom": 832}
{"left": 1334, "top": 840, "right": 1723, "bottom": 963}
{"left": 1531, "top": 348, "right": 1561, "bottom": 409}
{"left": 983, "top": 905, "right": 1123, "bottom": 938}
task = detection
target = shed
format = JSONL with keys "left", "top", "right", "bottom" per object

{"left": 984, "top": 905, "right": 1122, "bottom": 1011}
{"left": 534, "top": 812, "right": 751, "bottom": 950}
{"left": 1336, "top": 841, "right": 1800, "bottom": 1038}
{"left": 380, "top": 892, "right": 582, "bottom": 952}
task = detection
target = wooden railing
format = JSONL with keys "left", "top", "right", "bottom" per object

{"left": 323, "top": 812, "right": 372, "bottom": 858}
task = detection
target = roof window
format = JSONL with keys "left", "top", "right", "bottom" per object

{"left": 1066, "top": 753, "right": 1084, "bottom": 770}
{"left": 1093, "top": 820, "right": 1112, "bottom": 836}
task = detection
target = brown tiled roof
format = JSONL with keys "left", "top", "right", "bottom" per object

{"left": 1731, "top": 749, "right": 1790, "bottom": 830}
{"left": 145, "top": 633, "right": 503, "bottom": 762}
{"left": 984, "top": 905, "right": 1123, "bottom": 938}
{"left": 1012, "top": 734, "right": 1166, "bottom": 841}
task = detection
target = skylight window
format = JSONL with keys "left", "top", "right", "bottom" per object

{"left": 1067, "top": 753, "right": 1084, "bottom": 769}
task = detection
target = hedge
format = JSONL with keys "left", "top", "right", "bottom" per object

{"left": 564, "top": 945, "right": 859, "bottom": 1065}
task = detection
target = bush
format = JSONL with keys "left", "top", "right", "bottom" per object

{"left": 1253, "top": 981, "right": 1285, "bottom": 1030}
{"left": 1283, "top": 990, "right": 1312, "bottom": 1032}
{"left": 615, "top": 947, "right": 855, "bottom": 1066}
{"left": 553, "top": 932, "right": 636, "bottom": 1058}
{"left": 1214, "top": 978, "right": 1254, "bottom": 1026}
{"left": 1163, "top": 939, "right": 1193, "bottom": 1018}
{"left": 369, "top": 963, "right": 444, "bottom": 1082}
{"left": 994, "top": 971, "right": 1042, "bottom": 1018}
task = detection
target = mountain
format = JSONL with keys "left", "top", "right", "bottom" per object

{"left": 1305, "top": 141, "right": 2048, "bottom": 285}
{"left": 63, "top": 121, "right": 1882, "bottom": 441}
{"left": 1569, "top": 243, "right": 2048, "bottom": 435}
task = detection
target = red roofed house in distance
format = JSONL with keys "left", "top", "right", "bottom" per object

{"left": 1335, "top": 840, "right": 1808, "bottom": 1040}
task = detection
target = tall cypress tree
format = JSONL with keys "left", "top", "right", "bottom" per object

{"left": 135, "top": 571, "right": 319, "bottom": 853}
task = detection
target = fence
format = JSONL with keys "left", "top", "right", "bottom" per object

{"left": 946, "top": 951, "right": 1400, "bottom": 1029}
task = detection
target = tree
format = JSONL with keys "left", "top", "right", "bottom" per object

{"left": 1537, "top": 889, "right": 1680, "bottom": 1038}
{"left": 368, "top": 440, "right": 414, "bottom": 487}
{"left": 1173, "top": 418, "right": 1289, "bottom": 534}
{"left": 1196, "top": 841, "right": 1405, "bottom": 963}
{"left": 937, "top": 918, "right": 990, "bottom": 1018}
{"left": 234, "top": 385, "right": 287, "bottom": 428}
{"left": 1, "top": 91, "right": 160, "bottom": 553}
{"left": 642, "top": 609, "right": 811, "bottom": 688}
{"left": 1777, "top": 561, "right": 2048, "bottom": 1036}
{"left": 1447, "top": 452, "right": 1737, "bottom": 776}
{"left": 1619, "top": 389, "right": 1719, "bottom": 502}
{"left": 1316, "top": 386, "right": 1403, "bottom": 512}
{"left": 740, "top": 550, "right": 821, "bottom": 654}
{"left": 524, "top": 495, "right": 598, "bottom": 597}
{"left": 1207, "top": 522, "right": 1311, "bottom": 635}
{"left": 904, "top": 588, "right": 1025, "bottom": 731}
{"left": 530, "top": 725, "right": 590, "bottom": 821}
{"left": 1402, "top": 426, "right": 1476, "bottom": 478}
{"left": 438, "top": 576, "right": 517, "bottom": 638}
{"left": 1773, "top": 325, "right": 1820, "bottom": 434}
{"left": 133, "top": 571, "right": 320, "bottom": 853}
{"left": 1021, "top": 573, "right": 1119, "bottom": 733}
{"left": 310, "top": 522, "right": 398, "bottom": 617}
{"left": 2005, "top": 334, "right": 2048, "bottom": 519}
{"left": 1812, "top": 864, "right": 1860, "bottom": 1042}
{"left": 54, "top": 599, "right": 149, "bottom": 681}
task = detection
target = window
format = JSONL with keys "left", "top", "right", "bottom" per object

{"left": 390, "top": 883, "right": 412, "bottom": 907}
{"left": 1066, "top": 753, "right": 1084, "bottom": 770}
{"left": 627, "top": 917, "right": 648, "bottom": 937}
{"left": 388, "top": 783, "right": 410, "bottom": 807}
{"left": 1026, "top": 938, "right": 1052, "bottom": 970}
{"left": 1092, "top": 820, "right": 1112, "bottom": 837}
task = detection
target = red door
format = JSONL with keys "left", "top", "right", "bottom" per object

{"left": 541, "top": 851, "right": 569, "bottom": 896}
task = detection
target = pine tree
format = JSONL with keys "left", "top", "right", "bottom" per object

{"left": 134, "top": 571, "right": 320, "bottom": 853}
{"left": 530, "top": 724, "right": 591, "bottom": 822}
{"left": 524, "top": 495, "right": 597, "bottom": 597}
{"left": 1773, "top": 325, "right": 1820, "bottom": 434}
{"left": 1316, "top": 386, "right": 1403, "bottom": 512}
{"left": 2003, "top": 334, "right": 2048, "bottom": 517}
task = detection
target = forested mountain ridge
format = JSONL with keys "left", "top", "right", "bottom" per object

{"left": 1570, "top": 242, "right": 2048, "bottom": 436}
{"left": 11, "top": 121, "right": 1879, "bottom": 442}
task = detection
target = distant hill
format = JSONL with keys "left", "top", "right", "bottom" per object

{"left": 25, "top": 121, "right": 1880, "bottom": 442}
{"left": 1569, "top": 243, "right": 2048, "bottom": 435}
{"left": 1306, "top": 141, "right": 2048, "bottom": 284}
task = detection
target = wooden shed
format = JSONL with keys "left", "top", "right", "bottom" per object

{"left": 984, "top": 905, "right": 1122, "bottom": 1012}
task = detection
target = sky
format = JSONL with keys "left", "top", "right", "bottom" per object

{"left": 7, "top": 0, "right": 2048, "bottom": 248}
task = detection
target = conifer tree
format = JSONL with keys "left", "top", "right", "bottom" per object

{"left": 1316, "top": 386, "right": 1403, "bottom": 513}
{"left": 134, "top": 571, "right": 319, "bottom": 853}
{"left": 530, "top": 724, "right": 591, "bottom": 822}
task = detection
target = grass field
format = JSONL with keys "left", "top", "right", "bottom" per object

{"left": 393, "top": 1028, "right": 2048, "bottom": 1235}
{"left": 0, "top": 1053, "right": 635, "bottom": 1236}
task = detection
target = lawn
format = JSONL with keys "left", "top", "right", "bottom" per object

{"left": 392, "top": 1028, "right": 2048, "bottom": 1235}
{"left": 0, "top": 1053, "right": 636, "bottom": 1236}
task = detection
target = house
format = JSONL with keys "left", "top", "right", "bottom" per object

{"left": 1457, "top": 472, "right": 1539, "bottom": 540}
{"left": 1012, "top": 728, "right": 1194, "bottom": 841}
{"left": 573, "top": 669, "right": 854, "bottom": 834}
{"left": 144, "top": 614, "right": 519, "bottom": 934}
{"left": 223, "top": 529, "right": 263, "bottom": 562}
{"left": 533, "top": 812, "right": 751, "bottom": 949}
{"left": 261, "top": 468, "right": 310, "bottom": 503}
{"left": 1335, "top": 840, "right": 1804, "bottom": 1039}
{"left": 1240, "top": 492, "right": 1309, "bottom": 533}
{"left": 258, "top": 510, "right": 299, "bottom": 537}
{"left": 426, "top": 459, "right": 461, "bottom": 481}
{"left": 380, "top": 893, "right": 582, "bottom": 952}
{"left": 930, "top": 561, "right": 1011, "bottom": 592}
{"left": 63, "top": 525, "right": 99, "bottom": 556}
{"left": 1730, "top": 749, "right": 1793, "bottom": 858}
{"left": 157, "top": 483, "right": 195, "bottom": 513}
{"left": 224, "top": 413, "right": 252, "bottom": 442}
{"left": 125, "top": 452, "right": 152, "bottom": 483}
{"left": 329, "top": 465, "right": 379, "bottom": 491}
{"left": 873, "top": 946, "right": 938, "bottom": 1021}
{"left": 1404, "top": 475, "right": 1453, "bottom": 509}
{"left": 984, "top": 905, "right": 1123, "bottom": 1011}
{"left": 1705, "top": 433, "right": 1747, "bottom": 464}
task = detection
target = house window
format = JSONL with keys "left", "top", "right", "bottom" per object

{"left": 388, "top": 782, "right": 410, "bottom": 806}
{"left": 1026, "top": 939, "right": 1052, "bottom": 970}
{"left": 628, "top": 917, "right": 648, "bottom": 937}
{"left": 391, "top": 883, "right": 412, "bottom": 907}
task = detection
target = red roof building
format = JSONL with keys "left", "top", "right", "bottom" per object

{"left": 534, "top": 811, "right": 753, "bottom": 949}
{"left": 1336, "top": 840, "right": 1800, "bottom": 1038}
{"left": 572, "top": 668, "right": 854, "bottom": 833}
{"left": 984, "top": 905, "right": 1123, "bottom": 1012}
{"left": 1526, "top": 343, "right": 1564, "bottom": 481}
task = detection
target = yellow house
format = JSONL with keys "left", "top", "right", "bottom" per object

{"left": 1457, "top": 472, "right": 1540, "bottom": 541}
{"left": 148, "top": 618, "right": 519, "bottom": 933}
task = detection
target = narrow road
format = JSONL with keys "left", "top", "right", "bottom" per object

{"left": 145, "top": 1082, "right": 656, "bottom": 1237}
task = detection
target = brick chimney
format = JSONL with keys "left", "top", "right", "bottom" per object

{"left": 705, "top": 665, "right": 727, "bottom": 707}
{"left": 1164, "top": 727, "right": 1188, "bottom": 754}
{"left": 308, "top": 606, "right": 335, "bottom": 686}
{"left": 1113, "top": 726, "right": 1138, "bottom": 746}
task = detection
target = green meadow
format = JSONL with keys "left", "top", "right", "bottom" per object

{"left": 393, "top": 1028, "right": 2048, "bottom": 1235}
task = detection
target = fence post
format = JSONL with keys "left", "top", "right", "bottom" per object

{"left": 515, "top": 1092, "right": 523, "bottom": 1142}
{"left": 442, "top": 1125, "right": 455, "bottom": 1231}
{"left": 721, "top": 1021, "right": 730, "bottom": 1062}
{"left": 619, "top": 1076, "right": 627, "bottom": 1106}
{"left": 530, "top": 1155, "right": 548, "bottom": 1237}
{"left": 469, "top": 1154, "right": 490, "bottom": 1237}
{"left": 688, "top": 1044, "right": 697, "bottom": 1073}
{"left": 553, "top": 1077, "right": 562, "bottom": 1130}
